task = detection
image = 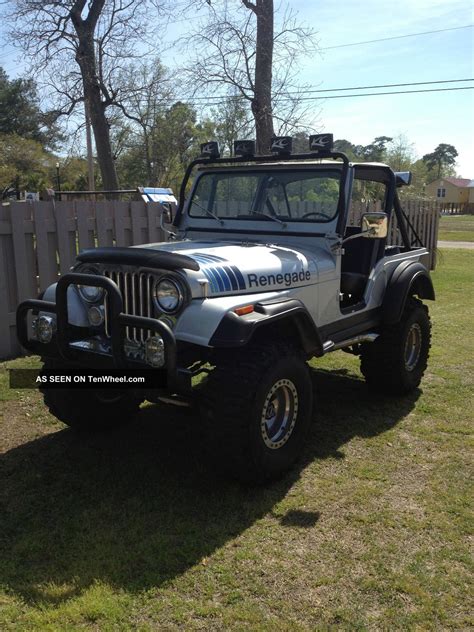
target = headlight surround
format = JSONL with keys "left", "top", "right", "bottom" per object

{"left": 75, "top": 265, "right": 104, "bottom": 303}
{"left": 153, "top": 277, "right": 184, "bottom": 314}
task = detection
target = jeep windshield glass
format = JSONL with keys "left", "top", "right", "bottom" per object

{"left": 188, "top": 169, "right": 341, "bottom": 222}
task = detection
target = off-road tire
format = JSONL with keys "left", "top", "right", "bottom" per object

{"left": 40, "top": 359, "right": 142, "bottom": 431}
{"left": 201, "top": 343, "right": 313, "bottom": 484}
{"left": 360, "top": 297, "right": 431, "bottom": 395}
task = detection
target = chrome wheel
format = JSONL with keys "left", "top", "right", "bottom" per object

{"left": 260, "top": 379, "right": 298, "bottom": 450}
{"left": 404, "top": 323, "right": 422, "bottom": 371}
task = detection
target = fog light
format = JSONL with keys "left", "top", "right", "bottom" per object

{"left": 36, "top": 315, "right": 56, "bottom": 344}
{"left": 88, "top": 305, "right": 105, "bottom": 327}
{"left": 145, "top": 335, "right": 165, "bottom": 367}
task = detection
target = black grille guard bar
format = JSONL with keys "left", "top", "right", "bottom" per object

{"left": 16, "top": 273, "right": 178, "bottom": 385}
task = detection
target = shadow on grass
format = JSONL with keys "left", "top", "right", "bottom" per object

{"left": 0, "top": 367, "right": 419, "bottom": 605}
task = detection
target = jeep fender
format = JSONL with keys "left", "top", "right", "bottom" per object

{"left": 209, "top": 297, "right": 324, "bottom": 357}
{"left": 383, "top": 261, "right": 435, "bottom": 324}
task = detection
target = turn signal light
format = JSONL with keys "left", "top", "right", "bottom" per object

{"left": 234, "top": 305, "right": 254, "bottom": 316}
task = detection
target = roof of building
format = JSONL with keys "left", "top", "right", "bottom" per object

{"left": 467, "top": 179, "right": 474, "bottom": 188}
{"left": 438, "top": 177, "right": 472, "bottom": 188}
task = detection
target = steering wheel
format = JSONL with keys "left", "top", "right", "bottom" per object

{"left": 300, "top": 211, "right": 329, "bottom": 220}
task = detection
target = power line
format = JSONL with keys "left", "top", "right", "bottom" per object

{"left": 320, "top": 24, "right": 473, "bottom": 50}
{"left": 164, "top": 78, "right": 474, "bottom": 103}
{"left": 127, "top": 79, "right": 474, "bottom": 106}
{"left": 143, "top": 84, "right": 474, "bottom": 108}
{"left": 294, "top": 85, "right": 474, "bottom": 102}
{"left": 288, "top": 78, "right": 473, "bottom": 95}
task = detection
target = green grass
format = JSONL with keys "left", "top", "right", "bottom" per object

{"left": 438, "top": 214, "right": 474, "bottom": 242}
{"left": 1, "top": 249, "right": 473, "bottom": 630}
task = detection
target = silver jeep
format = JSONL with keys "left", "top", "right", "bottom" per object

{"left": 17, "top": 134, "right": 434, "bottom": 483}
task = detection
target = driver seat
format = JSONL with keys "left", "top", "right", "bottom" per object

{"left": 340, "top": 227, "right": 380, "bottom": 302}
{"left": 340, "top": 271, "right": 368, "bottom": 298}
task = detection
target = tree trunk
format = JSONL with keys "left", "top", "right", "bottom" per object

{"left": 75, "top": 34, "right": 119, "bottom": 191}
{"left": 250, "top": 0, "right": 274, "bottom": 154}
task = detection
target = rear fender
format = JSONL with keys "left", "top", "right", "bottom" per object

{"left": 383, "top": 261, "right": 435, "bottom": 324}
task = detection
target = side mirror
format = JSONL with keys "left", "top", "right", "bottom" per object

{"left": 361, "top": 212, "right": 388, "bottom": 239}
{"left": 161, "top": 202, "right": 173, "bottom": 224}
{"left": 395, "top": 171, "right": 412, "bottom": 187}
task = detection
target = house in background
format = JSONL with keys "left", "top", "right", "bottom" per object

{"left": 425, "top": 177, "right": 471, "bottom": 205}
{"left": 468, "top": 180, "right": 474, "bottom": 204}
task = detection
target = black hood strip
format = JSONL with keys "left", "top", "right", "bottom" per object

{"left": 77, "top": 247, "right": 200, "bottom": 271}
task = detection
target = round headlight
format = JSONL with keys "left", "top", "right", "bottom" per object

{"left": 78, "top": 284, "right": 104, "bottom": 303}
{"left": 153, "top": 278, "right": 184, "bottom": 313}
{"left": 76, "top": 265, "right": 104, "bottom": 303}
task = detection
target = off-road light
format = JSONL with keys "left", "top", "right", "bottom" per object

{"left": 36, "top": 315, "right": 56, "bottom": 344}
{"left": 145, "top": 335, "right": 165, "bottom": 367}
{"left": 309, "top": 133, "right": 334, "bottom": 152}
{"left": 270, "top": 136, "right": 293, "bottom": 155}
{"left": 153, "top": 277, "right": 184, "bottom": 314}
{"left": 88, "top": 305, "right": 105, "bottom": 327}
{"left": 200, "top": 141, "right": 220, "bottom": 159}
{"left": 234, "top": 140, "right": 256, "bottom": 157}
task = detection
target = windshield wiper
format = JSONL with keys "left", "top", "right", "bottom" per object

{"left": 249, "top": 211, "right": 287, "bottom": 226}
{"left": 191, "top": 200, "right": 224, "bottom": 224}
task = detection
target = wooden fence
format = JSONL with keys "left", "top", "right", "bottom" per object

{"left": 439, "top": 202, "right": 474, "bottom": 215}
{"left": 0, "top": 198, "right": 441, "bottom": 359}
{"left": 0, "top": 200, "right": 168, "bottom": 359}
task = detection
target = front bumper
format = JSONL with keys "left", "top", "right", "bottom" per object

{"left": 16, "top": 273, "right": 188, "bottom": 392}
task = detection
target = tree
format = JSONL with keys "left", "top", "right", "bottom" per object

{"left": 3, "top": 0, "right": 169, "bottom": 191}
{"left": 244, "top": 0, "right": 274, "bottom": 153}
{"left": 422, "top": 143, "right": 458, "bottom": 179}
{"left": 360, "top": 136, "right": 393, "bottom": 162}
{"left": 0, "top": 67, "right": 60, "bottom": 148}
{"left": 211, "top": 94, "right": 253, "bottom": 155}
{"left": 0, "top": 133, "right": 54, "bottom": 192}
{"left": 184, "top": 1, "right": 317, "bottom": 154}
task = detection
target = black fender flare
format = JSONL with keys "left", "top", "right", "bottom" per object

{"left": 209, "top": 297, "right": 324, "bottom": 357}
{"left": 383, "top": 261, "right": 435, "bottom": 324}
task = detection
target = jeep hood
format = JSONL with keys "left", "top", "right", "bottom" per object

{"left": 141, "top": 240, "right": 324, "bottom": 297}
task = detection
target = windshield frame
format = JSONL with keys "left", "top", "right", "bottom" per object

{"left": 187, "top": 165, "right": 344, "bottom": 226}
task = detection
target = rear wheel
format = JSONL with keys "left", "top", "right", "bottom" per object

{"left": 40, "top": 359, "right": 142, "bottom": 431}
{"left": 360, "top": 297, "right": 431, "bottom": 395}
{"left": 201, "top": 343, "right": 313, "bottom": 483}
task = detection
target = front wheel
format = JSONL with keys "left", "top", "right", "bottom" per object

{"left": 360, "top": 297, "right": 431, "bottom": 395}
{"left": 40, "top": 359, "right": 142, "bottom": 431}
{"left": 201, "top": 344, "right": 313, "bottom": 484}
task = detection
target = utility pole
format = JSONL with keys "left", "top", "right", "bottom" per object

{"left": 85, "top": 100, "right": 95, "bottom": 191}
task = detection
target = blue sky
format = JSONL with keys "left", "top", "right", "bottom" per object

{"left": 1, "top": 0, "right": 472, "bottom": 175}
{"left": 289, "top": 0, "right": 473, "bottom": 176}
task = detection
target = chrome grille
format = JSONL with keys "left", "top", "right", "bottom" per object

{"left": 103, "top": 269, "right": 155, "bottom": 342}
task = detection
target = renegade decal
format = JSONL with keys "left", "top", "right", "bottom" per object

{"left": 248, "top": 269, "right": 311, "bottom": 288}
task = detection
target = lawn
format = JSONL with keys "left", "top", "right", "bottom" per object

{"left": 0, "top": 250, "right": 473, "bottom": 630}
{"left": 438, "top": 214, "right": 474, "bottom": 242}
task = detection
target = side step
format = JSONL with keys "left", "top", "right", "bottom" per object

{"left": 323, "top": 333, "right": 379, "bottom": 354}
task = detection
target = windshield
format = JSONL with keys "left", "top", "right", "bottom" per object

{"left": 188, "top": 169, "right": 341, "bottom": 223}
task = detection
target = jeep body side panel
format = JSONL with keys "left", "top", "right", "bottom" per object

{"left": 173, "top": 281, "right": 320, "bottom": 347}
